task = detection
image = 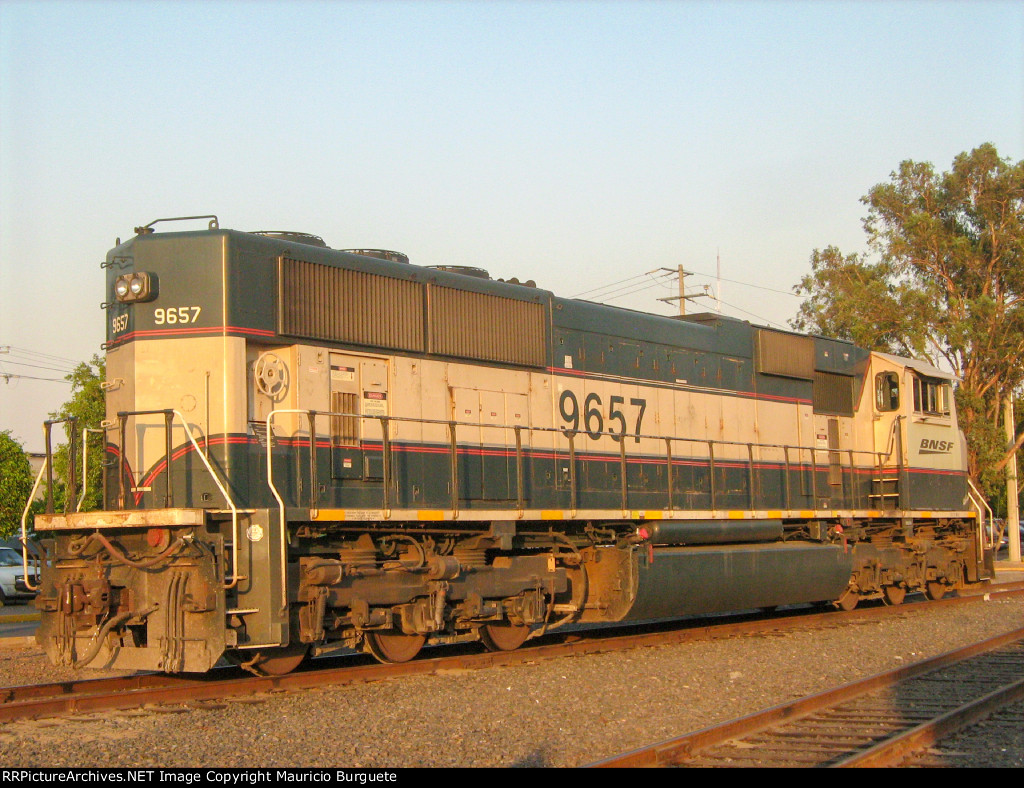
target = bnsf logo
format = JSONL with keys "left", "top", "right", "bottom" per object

{"left": 919, "top": 439, "right": 954, "bottom": 454}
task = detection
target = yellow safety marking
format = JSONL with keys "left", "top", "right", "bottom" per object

{"left": 727, "top": 511, "right": 745, "bottom": 519}
{"left": 541, "top": 510, "right": 564, "bottom": 520}
{"left": 631, "top": 511, "right": 664, "bottom": 520}
{"left": 416, "top": 510, "right": 445, "bottom": 521}
{"left": 312, "top": 509, "right": 346, "bottom": 521}
{"left": 799, "top": 510, "right": 815, "bottom": 518}
{"left": 766, "top": 510, "right": 782, "bottom": 519}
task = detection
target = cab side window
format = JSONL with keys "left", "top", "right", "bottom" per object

{"left": 912, "top": 375, "right": 951, "bottom": 416}
{"left": 875, "top": 371, "right": 900, "bottom": 412}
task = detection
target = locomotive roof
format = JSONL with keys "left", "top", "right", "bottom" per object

{"left": 118, "top": 225, "right": 869, "bottom": 373}
{"left": 553, "top": 297, "right": 753, "bottom": 356}
{"left": 875, "top": 352, "right": 957, "bottom": 381}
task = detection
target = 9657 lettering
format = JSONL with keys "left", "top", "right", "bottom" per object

{"left": 558, "top": 390, "right": 646, "bottom": 441}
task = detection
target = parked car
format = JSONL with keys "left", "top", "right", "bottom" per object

{"left": 998, "top": 522, "right": 1024, "bottom": 553}
{"left": 0, "top": 547, "right": 37, "bottom": 604}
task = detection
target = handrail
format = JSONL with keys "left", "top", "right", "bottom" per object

{"left": 19, "top": 462, "right": 46, "bottom": 591}
{"left": 266, "top": 409, "right": 310, "bottom": 617}
{"left": 76, "top": 427, "right": 105, "bottom": 512}
{"left": 264, "top": 407, "right": 895, "bottom": 517}
{"left": 170, "top": 410, "right": 241, "bottom": 589}
{"left": 105, "top": 409, "right": 241, "bottom": 588}
{"left": 966, "top": 478, "right": 993, "bottom": 555}
{"left": 43, "top": 417, "right": 77, "bottom": 514}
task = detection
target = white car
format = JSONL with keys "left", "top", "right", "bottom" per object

{"left": 0, "top": 547, "right": 38, "bottom": 604}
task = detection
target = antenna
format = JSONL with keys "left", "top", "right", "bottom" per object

{"left": 716, "top": 249, "right": 722, "bottom": 313}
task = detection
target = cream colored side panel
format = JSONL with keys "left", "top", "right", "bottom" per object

{"left": 295, "top": 346, "right": 330, "bottom": 415}
{"left": 674, "top": 388, "right": 704, "bottom": 445}
{"left": 391, "top": 357, "right": 423, "bottom": 445}
{"left": 127, "top": 336, "right": 246, "bottom": 483}
{"left": 103, "top": 344, "right": 136, "bottom": 429}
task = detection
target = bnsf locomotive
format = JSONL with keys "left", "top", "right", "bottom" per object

{"left": 30, "top": 216, "right": 994, "bottom": 674}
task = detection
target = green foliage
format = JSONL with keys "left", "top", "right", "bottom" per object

{"left": 792, "top": 247, "right": 932, "bottom": 357}
{"left": 48, "top": 355, "right": 106, "bottom": 513}
{"left": 792, "top": 143, "right": 1024, "bottom": 501}
{"left": 0, "top": 430, "right": 33, "bottom": 540}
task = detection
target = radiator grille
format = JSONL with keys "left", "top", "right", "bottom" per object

{"left": 428, "top": 285, "right": 546, "bottom": 366}
{"left": 757, "top": 329, "right": 814, "bottom": 379}
{"left": 278, "top": 257, "right": 547, "bottom": 367}
{"left": 813, "top": 371, "right": 855, "bottom": 416}
{"left": 278, "top": 257, "right": 425, "bottom": 352}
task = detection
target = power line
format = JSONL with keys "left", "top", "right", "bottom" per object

{"left": 571, "top": 269, "right": 674, "bottom": 300}
{"left": 1, "top": 373, "right": 71, "bottom": 384}
{"left": 573, "top": 264, "right": 803, "bottom": 304}
{"left": 0, "top": 360, "right": 76, "bottom": 374}
{"left": 0, "top": 345, "right": 81, "bottom": 366}
{"left": 595, "top": 277, "right": 678, "bottom": 304}
{"left": 686, "top": 270, "right": 802, "bottom": 299}
{"left": 713, "top": 296, "right": 789, "bottom": 330}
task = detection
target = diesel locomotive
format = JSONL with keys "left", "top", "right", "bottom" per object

{"left": 29, "top": 216, "right": 994, "bottom": 674}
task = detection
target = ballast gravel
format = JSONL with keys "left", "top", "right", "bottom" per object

{"left": 0, "top": 594, "right": 1022, "bottom": 768}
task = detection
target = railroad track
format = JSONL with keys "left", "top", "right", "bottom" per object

{"left": 591, "top": 624, "right": 1024, "bottom": 767}
{"left": 4, "top": 584, "right": 1023, "bottom": 725}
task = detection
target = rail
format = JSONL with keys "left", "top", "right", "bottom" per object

{"left": 265, "top": 407, "right": 903, "bottom": 519}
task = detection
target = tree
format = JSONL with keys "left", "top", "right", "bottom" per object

{"left": 792, "top": 143, "right": 1024, "bottom": 499}
{"left": 0, "top": 430, "right": 33, "bottom": 540}
{"left": 48, "top": 355, "right": 106, "bottom": 513}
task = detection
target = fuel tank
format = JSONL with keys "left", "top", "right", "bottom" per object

{"left": 580, "top": 541, "right": 853, "bottom": 623}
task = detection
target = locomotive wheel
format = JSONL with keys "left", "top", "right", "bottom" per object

{"left": 925, "top": 581, "right": 948, "bottom": 601}
{"left": 836, "top": 589, "right": 859, "bottom": 611}
{"left": 479, "top": 622, "right": 530, "bottom": 652}
{"left": 882, "top": 585, "right": 906, "bottom": 606}
{"left": 230, "top": 644, "right": 308, "bottom": 676}
{"left": 365, "top": 631, "right": 425, "bottom": 663}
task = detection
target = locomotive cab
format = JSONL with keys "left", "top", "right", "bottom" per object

{"left": 870, "top": 353, "right": 967, "bottom": 512}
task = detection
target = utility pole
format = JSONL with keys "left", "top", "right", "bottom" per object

{"left": 657, "top": 265, "right": 709, "bottom": 316}
{"left": 1006, "top": 395, "right": 1022, "bottom": 562}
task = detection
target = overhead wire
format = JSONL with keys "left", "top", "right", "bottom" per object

{"left": 571, "top": 262, "right": 800, "bottom": 328}
{"left": 574, "top": 265, "right": 804, "bottom": 304}
{"left": 0, "top": 359, "right": 79, "bottom": 374}
{"left": 571, "top": 269, "right": 671, "bottom": 300}
{"left": 0, "top": 373, "right": 71, "bottom": 383}
{"left": 712, "top": 296, "right": 789, "bottom": 330}
{"left": 0, "top": 345, "right": 81, "bottom": 385}
{"left": 0, "top": 345, "right": 81, "bottom": 367}
{"left": 593, "top": 277, "right": 678, "bottom": 304}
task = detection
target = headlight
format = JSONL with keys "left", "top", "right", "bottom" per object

{"left": 114, "top": 272, "right": 158, "bottom": 302}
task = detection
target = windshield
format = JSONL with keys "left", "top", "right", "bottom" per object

{"left": 0, "top": 549, "right": 21, "bottom": 567}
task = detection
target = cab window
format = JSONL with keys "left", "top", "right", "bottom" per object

{"left": 912, "top": 375, "right": 951, "bottom": 416}
{"left": 875, "top": 372, "right": 900, "bottom": 412}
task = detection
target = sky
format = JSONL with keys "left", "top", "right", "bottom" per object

{"left": 1, "top": 0, "right": 1021, "bottom": 451}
